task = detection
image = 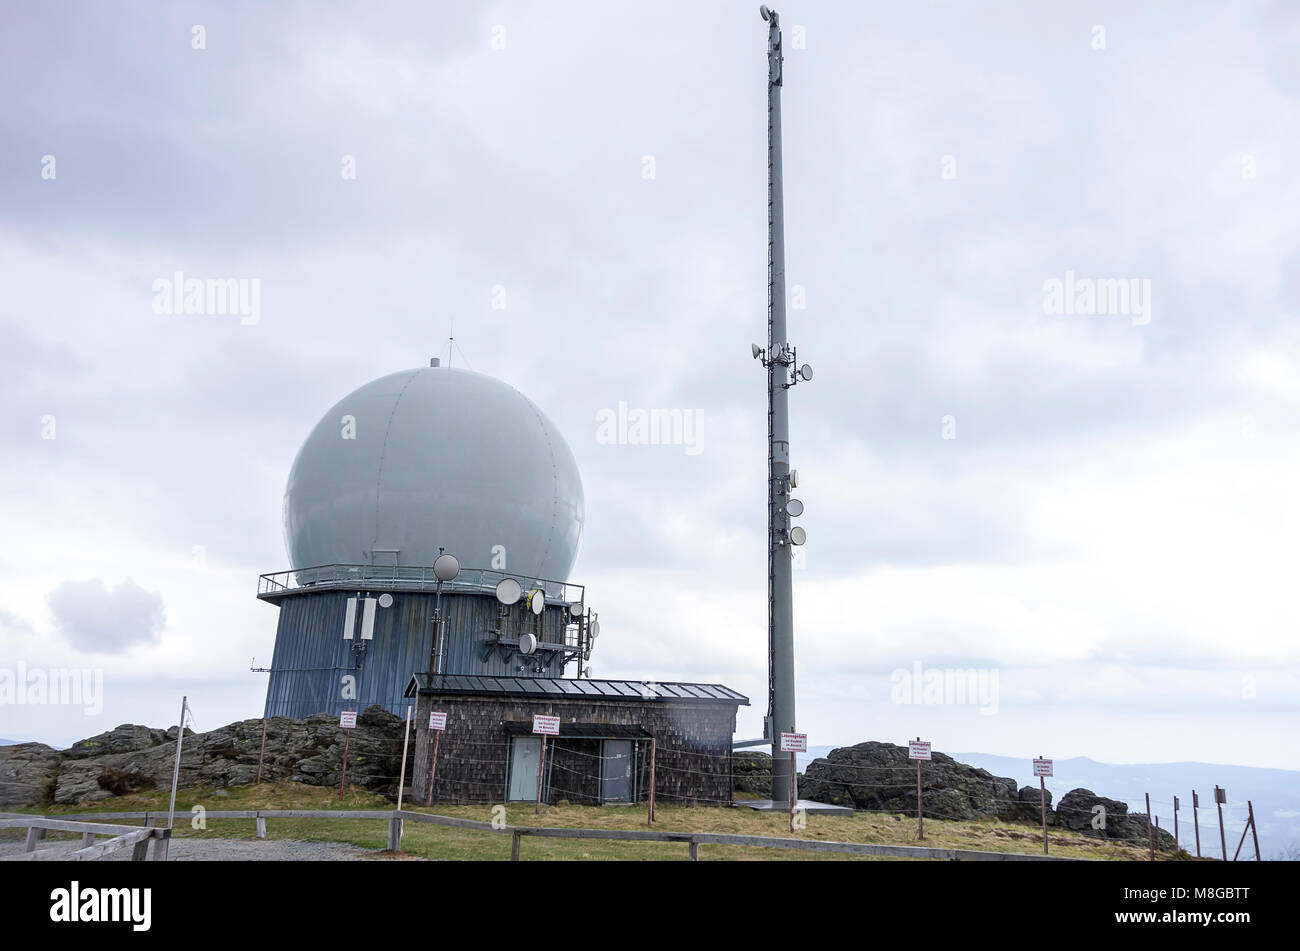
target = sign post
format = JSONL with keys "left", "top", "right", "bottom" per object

{"left": 338, "top": 710, "right": 357, "bottom": 800}
{"left": 1192, "top": 790, "right": 1201, "bottom": 857}
{"left": 1033, "top": 757, "right": 1053, "bottom": 854}
{"left": 780, "top": 733, "right": 807, "bottom": 832}
{"left": 533, "top": 715, "right": 559, "bottom": 815}
{"left": 1145, "top": 792, "right": 1155, "bottom": 860}
{"left": 1215, "top": 786, "right": 1227, "bottom": 861}
{"left": 647, "top": 737, "right": 657, "bottom": 826}
{"left": 424, "top": 711, "right": 447, "bottom": 807}
{"left": 1173, "top": 795, "right": 1179, "bottom": 851}
{"left": 910, "top": 739, "right": 931, "bottom": 841}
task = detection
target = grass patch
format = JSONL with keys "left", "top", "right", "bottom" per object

{"left": 2, "top": 782, "right": 1186, "bottom": 861}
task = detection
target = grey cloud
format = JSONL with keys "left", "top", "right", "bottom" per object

{"left": 47, "top": 578, "right": 166, "bottom": 653}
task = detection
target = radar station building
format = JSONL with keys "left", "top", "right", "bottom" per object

{"left": 258, "top": 361, "right": 748, "bottom": 805}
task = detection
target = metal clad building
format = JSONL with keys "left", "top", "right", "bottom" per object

{"left": 257, "top": 363, "right": 749, "bottom": 804}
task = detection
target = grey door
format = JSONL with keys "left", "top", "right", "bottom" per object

{"left": 602, "top": 740, "right": 632, "bottom": 803}
{"left": 508, "top": 736, "right": 542, "bottom": 801}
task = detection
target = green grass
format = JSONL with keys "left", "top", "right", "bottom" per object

{"left": 3, "top": 781, "right": 1191, "bottom": 861}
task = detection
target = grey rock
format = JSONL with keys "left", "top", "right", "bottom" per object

{"left": 63, "top": 724, "right": 168, "bottom": 759}
{"left": 9, "top": 704, "right": 409, "bottom": 807}
{"left": 798, "top": 742, "right": 1021, "bottom": 820}
{"left": 1057, "top": 788, "right": 1178, "bottom": 850}
{"left": 0, "top": 742, "right": 63, "bottom": 807}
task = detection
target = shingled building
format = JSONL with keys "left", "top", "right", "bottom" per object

{"left": 406, "top": 674, "right": 748, "bottom": 806}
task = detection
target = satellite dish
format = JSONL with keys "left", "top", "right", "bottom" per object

{"left": 760, "top": 5, "right": 771, "bottom": 21}
{"left": 568, "top": 601, "right": 583, "bottom": 618}
{"left": 519, "top": 633, "right": 537, "bottom": 655}
{"left": 495, "top": 578, "right": 522, "bottom": 606}
{"left": 790, "top": 526, "right": 807, "bottom": 545}
{"left": 799, "top": 364, "right": 813, "bottom": 381}
{"left": 786, "top": 498, "right": 804, "bottom": 517}
{"left": 751, "top": 343, "right": 763, "bottom": 359}
{"left": 583, "top": 649, "right": 591, "bottom": 661}
{"left": 527, "top": 589, "right": 545, "bottom": 615}
{"left": 788, "top": 469, "right": 799, "bottom": 488}
{"left": 590, "top": 619, "right": 601, "bottom": 639}
{"left": 377, "top": 593, "right": 394, "bottom": 608}
{"left": 433, "top": 553, "right": 460, "bottom": 582}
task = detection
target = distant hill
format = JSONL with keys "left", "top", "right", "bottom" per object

{"left": 0, "top": 739, "right": 17, "bottom": 747}
{"left": 951, "top": 752, "right": 1299, "bottom": 860}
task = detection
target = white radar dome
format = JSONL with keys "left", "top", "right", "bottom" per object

{"left": 283, "top": 365, "right": 584, "bottom": 581}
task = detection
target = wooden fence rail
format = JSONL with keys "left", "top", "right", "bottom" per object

{"left": 2, "top": 810, "right": 1084, "bottom": 862}
{"left": 0, "top": 817, "right": 170, "bottom": 862}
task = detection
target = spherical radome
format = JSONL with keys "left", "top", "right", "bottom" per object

{"left": 283, "top": 366, "right": 584, "bottom": 581}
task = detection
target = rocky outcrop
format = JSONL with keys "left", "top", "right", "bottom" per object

{"left": 799, "top": 742, "right": 1021, "bottom": 821}
{"left": 733, "top": 751, "right": 774, "bottom": 798}
{"left": 1055, "top": 788, "right": 1177, "bottom": 850}
{"left": 774, "top": 742, "right": 1181, "bottom": 849}
{"left": 1016, "top": 784, "right": 1055, "bottom": 824}
{"left": 0, "top": 742, "right": 63, "bottom": 807}
{"left": 0, "top": 705, "right": 407, "bottom": 807}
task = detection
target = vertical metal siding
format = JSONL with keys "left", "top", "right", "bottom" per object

{"left": 262, "top": 590, "right": 571, "bottom": 719}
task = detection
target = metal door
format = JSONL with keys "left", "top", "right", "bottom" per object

{"left": 602, "top": 740, "right": 632, "bottom": 803}
{"left": 508, "top": 736, "right": 542, "bottom": 801}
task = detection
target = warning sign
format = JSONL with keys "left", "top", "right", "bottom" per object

{"left": 429, "top": 711, "right": 447, "bottom": 731}
{"left": 339, "top": 711, "right": 357, "bottom": 729}
{"left": 779, "top": 732, "right": 807, "bottom": 753}
{"left": 1033, "top": 758, "right": 1053, "bottom": 777}
{"left": 532, "top": 715, "right": 560, "bottom": 736}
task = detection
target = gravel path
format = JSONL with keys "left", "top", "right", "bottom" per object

{"left": 0, "top": 837, "right": 422, "bottom": 861}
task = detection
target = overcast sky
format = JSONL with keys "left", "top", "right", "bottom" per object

{"left": 2, "top": 1, "right": 1298, "bottom": 771}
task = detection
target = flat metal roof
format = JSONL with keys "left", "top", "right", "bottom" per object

{"left": 501, "top": 721, "right": 653, "bottom": 739}
{"left": 406, "top": 673, "right": 748, "bottom": 705}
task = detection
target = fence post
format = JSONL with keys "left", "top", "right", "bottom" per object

{"left": 256, "top": 816, "right": 267, "bottom": 839}
{"left": 1192, "top": 790, "right": 1201, "bottom": 858}
{"left": 510, "top": 830, "right": 521, "bottom": 861}
{"left": 151, "top": 830, "right": 170, "bottom": 862}
{"left": 1215, "top": 785, "right": 1227, "bottom": 861}
{"left": 387, "top": 815, "right": 402, "bottom": 852}
{"left": 1145, "top": 793, "right": 1154, "bottom": 860}
{"left": 689, "top": 839, "right": 699, "bottom": 861}
{"left": 1248, "top": 801, "right": 1260, "bottom": 861}
{"left": 24, "top": 827, "right": 45, "bottom": 852}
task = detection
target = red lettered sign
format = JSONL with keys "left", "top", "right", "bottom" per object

{"left": 532, "top": 715, "right": 560, "bottom": 736}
